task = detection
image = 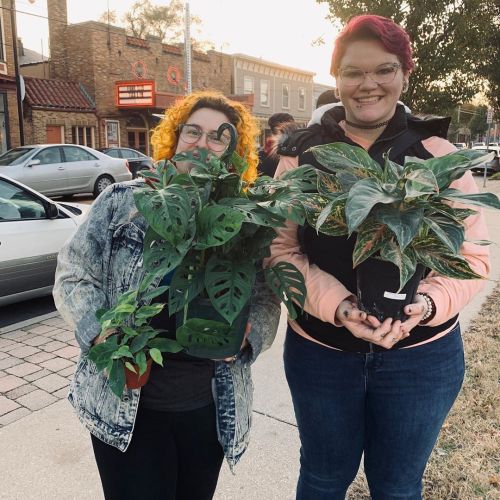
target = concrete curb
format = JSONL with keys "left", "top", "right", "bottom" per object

{"left": 0, "top": 311, "right": 60, "bottom": 335}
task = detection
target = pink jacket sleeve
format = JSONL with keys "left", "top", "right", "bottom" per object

{"left": 265, "top": 156, "right": 352, "bottom": 326}
{"left": 417, "top": 137, "right": 490, "bottom": 326}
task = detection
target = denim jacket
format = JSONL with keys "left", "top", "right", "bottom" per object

{"left": 53, "top": 181, "right": 281, "bottom": 469}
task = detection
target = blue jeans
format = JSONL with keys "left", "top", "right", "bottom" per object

{"left": 284, "top": 325, "right": 465, "bottom": 500}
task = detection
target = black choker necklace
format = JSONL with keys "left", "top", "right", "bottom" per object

{"left": 344, "top": 119, "right": 390, "bottom": 130}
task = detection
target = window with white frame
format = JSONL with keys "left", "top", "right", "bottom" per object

{"left": 260, "top": 79, "right": 270, "bottom": 107}
{"left": 282, "top": 83, "right": 290, "bottom": 109}
{"left": 72, "top": 126, "right": 95, "bottom": 148}
{"left": 243, "top": 76, "right": 254, "bottom": 95}
{"left": 298, "top": 87, "right": 306, "bottom": 110}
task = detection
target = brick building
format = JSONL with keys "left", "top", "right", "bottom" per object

{"left": 45, "top": 0, "right": 239, "bottom": 155}
{"left": 0, "top": 0, "right": 21, "bottom": 153}
{"left": 23, "top": 77, "right": 97, "bottom": 146}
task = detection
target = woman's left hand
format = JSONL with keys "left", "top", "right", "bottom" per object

{"left": 400, "top": 295, "right": 429, "bottom": 334}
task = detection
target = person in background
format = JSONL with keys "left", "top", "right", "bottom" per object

{"left": 54, "top": 90, "right": 281, "bottom": 500}
{"left": 267, "top": 14, "right": 489, "bottom": 500}
{"left": 258, "top": 112, "right": 295, "bottom": 177}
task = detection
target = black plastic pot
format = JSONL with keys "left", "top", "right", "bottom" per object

{"left": 356, "top": 258, "right": 425, "bottom": 322}
{"left": 175, "top": 298, "right": 250, "bottom": 359}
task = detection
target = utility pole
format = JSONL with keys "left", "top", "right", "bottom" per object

{"left": 184, "top": 1, "right": 192, "bottom": 94}
{"left": 10, "top": 0, "right": 25, "bottom": 145}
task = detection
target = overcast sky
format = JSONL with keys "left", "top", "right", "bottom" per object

{"left": 16, "top": 0, "right": 340, "bottom": 85}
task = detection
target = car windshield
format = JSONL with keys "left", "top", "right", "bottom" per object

{"left": 0, "top": 148, "right": 35, "bottom": 166}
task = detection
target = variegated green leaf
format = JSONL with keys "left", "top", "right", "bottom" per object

{"left": 309, "top": 142, "right": 383, "bottom": 179}
{"left": 404, "top": 153, "right": 471, "bottom": 190}
{"left": 379, "top": 240, "right": 418, "bottom": 291}
{"left": 317, "top": 170, "right": 342, "bottom": 194}
{"left": 303, "top": 194, "right": 348, "bottom": 236}
{"left": 352, "top": 221, "right": 390, "bottom": 267}
{"left": 438, "top": 189, "right": 500, "bottom": 210}
{"left": 413, "top": 236, "right": 485, "bottom": 280}
{"left": 383, "top": 153, "right": 404, "bottom": 183}
{"left": 427, "top": 204, "right": 477, "bottom": 224}
{"left": 346, "top": 178, "right": 402, "bottom": 234}
{"left": 423, "top": 216, "right": 465, "bottom": 253}
{"left": 404, "top": 167, "right": 439, "bottom": 199}
{"left": 376, "top": 206, "right": 424, "bottom": 250}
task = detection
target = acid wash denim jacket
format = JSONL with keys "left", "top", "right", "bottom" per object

{"left": 53, "top": 181, "right": 281, "bottom": 469}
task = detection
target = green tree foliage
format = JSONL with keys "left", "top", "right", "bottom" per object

{"left": 99, "top": 0, "right": 213, "bottom": 50}
{"left": 317, "top": 0, "right": 498, "bottom": 114}
{"left": 468, "top": 106, "right": 488, "bottom": 139}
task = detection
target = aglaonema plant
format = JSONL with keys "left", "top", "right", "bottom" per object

{"left": 87, "top": 123, "right": 314, "bottom": 396}
{"left": 302, "top": 142, "right": 500, "bottom": 292}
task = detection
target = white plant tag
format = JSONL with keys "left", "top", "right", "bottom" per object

{"left": 383, "top": 291, "right": 407, "bottom": 300}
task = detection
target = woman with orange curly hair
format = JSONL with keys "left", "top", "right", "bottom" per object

{"left": 53, "top": 90, "right": 281, "bottom": 499}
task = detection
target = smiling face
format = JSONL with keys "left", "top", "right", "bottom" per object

{"left": 336, "top": 39, "right": 409, "bottom": 126}
{"left": 174, "top": 107, "right": 231, "bottom": 173}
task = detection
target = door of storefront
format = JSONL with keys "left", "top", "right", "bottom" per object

{"left": 127, "top": 129, "right": 148, "bottom": 155}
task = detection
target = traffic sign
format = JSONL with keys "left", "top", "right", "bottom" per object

{"left": 486, "top": 108, "right": 494, "bottom": 124}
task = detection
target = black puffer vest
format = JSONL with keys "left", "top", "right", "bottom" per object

{"left": 280, "top": 105, "right": 457, "bottom": 353}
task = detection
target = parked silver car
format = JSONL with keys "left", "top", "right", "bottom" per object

{"left": 0, "top": 144, "right": 132, "bottom": 197}
{"left": 0, "top": 174, "right": 88, "bottom": 306}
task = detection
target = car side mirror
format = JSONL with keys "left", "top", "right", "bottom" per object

{"left": 27, "top": 159, "right": 41, "bottom": 167}
{"left": 46, "top": 202, "right": 59, "bottom": 219}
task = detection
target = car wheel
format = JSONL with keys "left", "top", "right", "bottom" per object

{"left": 93, "top": 175, "right": 114, "bottom": 197}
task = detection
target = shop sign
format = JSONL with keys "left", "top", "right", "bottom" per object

{"left": 115, "top": 80, "right": 155, "bottom": 108}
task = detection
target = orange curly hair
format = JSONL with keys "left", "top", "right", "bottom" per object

{"left": 150, "top": 90, "right": 260, "bottom": 184}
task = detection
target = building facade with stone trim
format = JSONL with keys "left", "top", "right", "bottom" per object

{"left": 232, "top": 53, "right": 315, "bottom": 138}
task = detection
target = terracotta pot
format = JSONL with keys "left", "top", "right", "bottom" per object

{"left": 356, "top": 258, "right": 425, "bottom": 322}
{"left": 125, "top": 358, "right": 153, "bottom": 389}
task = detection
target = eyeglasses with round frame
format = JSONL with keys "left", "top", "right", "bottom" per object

{"left": 178, "top": 123, "right": 231, "bottom": 152}
{"left": 338, "top": 63, "right": 401, "bottom": 86}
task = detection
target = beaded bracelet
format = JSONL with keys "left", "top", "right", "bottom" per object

{"left": 417, "top": 292, "right": 436, "bottom": 324}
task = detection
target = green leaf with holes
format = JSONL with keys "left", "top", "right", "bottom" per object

{"left": 143, "top": 227, "right": 185, "bottom": 276}
{"left": 264, "top": 262, "right": 306, "bottom": 320}
{"left": 204, "top": 256, "right": 255, "bottom": 324}
{"left": 195, "top": 205, "right": 245, "bottom": 249}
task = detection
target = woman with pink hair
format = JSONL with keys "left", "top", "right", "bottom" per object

{"left": 268, "top": 15, "right": 489, "bottom": 499}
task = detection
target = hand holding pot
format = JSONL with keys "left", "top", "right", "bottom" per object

{"left": 335, "top": 298, "right": 408, "bottom": 349}
{"left": 401, "top": 295, "right": 429, "bottom": 334}
{"left": 220, "top": 322, "right": 252, "bottom": 362}
{"left": 93, "top": 328, "right": 117, "bottom": 346}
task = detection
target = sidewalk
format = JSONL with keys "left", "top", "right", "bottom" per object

{"left": 0, "top": 177, "right": 499, "bottom": 499}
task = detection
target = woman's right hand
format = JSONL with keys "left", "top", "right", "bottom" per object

{"left": 335, "top": 299, "right": 409, "bottom": 349}
{"left": 93, "top": 328, "right": 117, "bottom": 346}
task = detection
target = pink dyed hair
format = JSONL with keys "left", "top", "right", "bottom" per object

{"left": 330, "top": 15, "right": 414, "bottom": 76}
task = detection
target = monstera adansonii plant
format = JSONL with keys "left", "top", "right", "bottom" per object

{"left": 301, "top": 142, "right": 500, "bottom": 321}
{"left": 88, "top": 123, "right": 314, "bottom": 396}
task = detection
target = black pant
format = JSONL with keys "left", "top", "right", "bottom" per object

{"left": 91, "top": 403, "right": 224, "bottom": 500}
